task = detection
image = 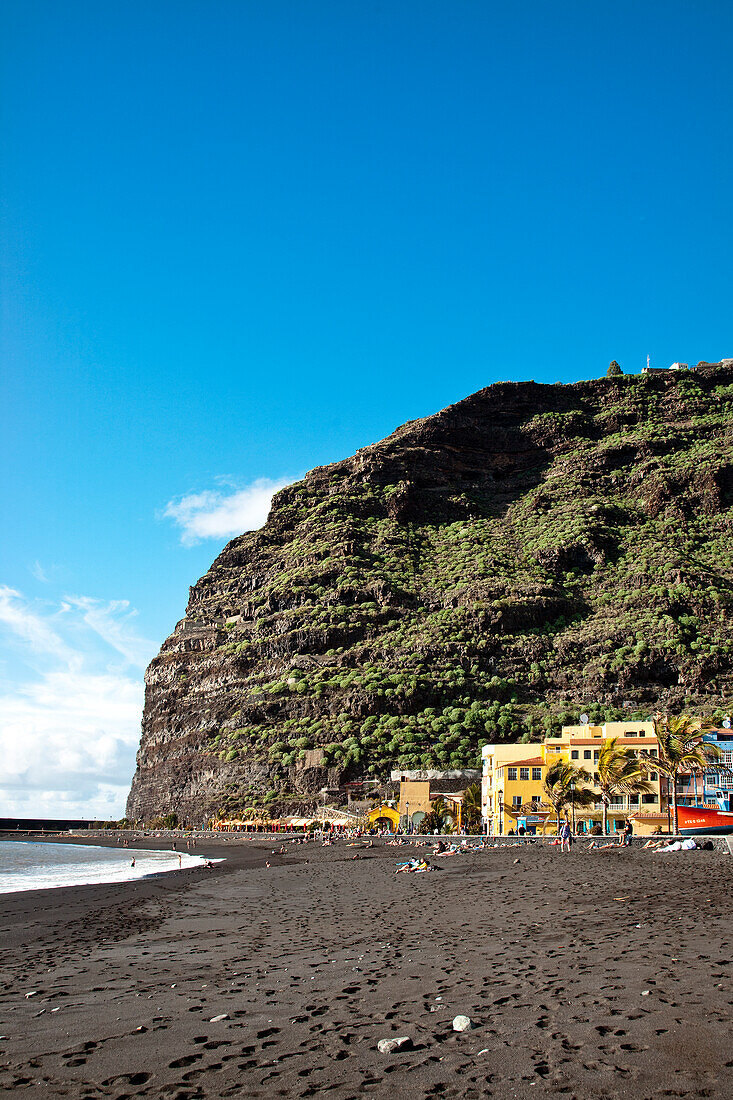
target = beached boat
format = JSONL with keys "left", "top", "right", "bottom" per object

{"left": 678, "top": 790, "right": 733, "bottom": 835}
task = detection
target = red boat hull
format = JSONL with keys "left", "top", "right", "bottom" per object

{"left": 678, "top": 806, "right": 733, "bottom": 835}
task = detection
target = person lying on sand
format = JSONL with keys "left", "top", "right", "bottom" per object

{"left": 586, "top": 839, "right": 621, "bottom": 850}
{"left": 395, "top": 858, "right": 432, "bottom": 873}
{"left": 653, "top": 837, "right": 698, "bottom": 853}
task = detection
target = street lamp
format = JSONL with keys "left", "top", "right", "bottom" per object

{"left": 320, "top": 787, "right": 328, "bottom": 833}
{"left": 570, "top": 781, "right": 576, "bottom": 834}
{"left": 406, "top": 801, "right": 410, "bottom": 834}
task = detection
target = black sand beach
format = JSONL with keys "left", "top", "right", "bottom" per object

{"left": 1, "top": 837, "right": 731, "bottom": 1099}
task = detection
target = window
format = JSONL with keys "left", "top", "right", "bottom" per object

{"left": 649, "top": 771, "right": 658, "bottom": 781}
{"left": 507, "top": 768, "right": 517, "bottom": 781}
{"left": 642, "top": 793, "right": 657, "bottom": 804}
{"left": 512, "top": 796, "right": 522, "bottom": 808}
{"left": 628, "top": 795, "right": 639, "bottom": 806}
{"left": 626, "top": 731, "right": 637, "bottom": 738}
{"left": 584, "top": 750, "right": 592, "bottom": 760}
{"left": 532, "top": 767, "right": 542, "bottom": 781}
{"left": 571, "top": 750, "right": 579, "bottom": 760}
{"left": 593, "top": 751, "right": 599, "bottom": 763}
{"left": 520, "top": 768, "right": 529, "bottom": 781}
{"left": 639, "top": 731, "right": 646, "bottom": 737}
{"left": 650, "top": 749, "right": 657, "bottom": 757}
{"left": 594, "top": 771, "right": 599, "bottom": 782}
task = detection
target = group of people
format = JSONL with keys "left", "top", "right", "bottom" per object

{"left": 555, "top": 815, "right": 634, "bottom": 851}
{"left": 643, "top": 836, "right": 712, "bottom": 852}
{"left": 395, "top": 857, "right": 432, "bottom": 873}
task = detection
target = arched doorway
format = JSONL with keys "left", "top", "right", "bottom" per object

{"left": 368, "top": 805, "right": 400, "bottom": 832}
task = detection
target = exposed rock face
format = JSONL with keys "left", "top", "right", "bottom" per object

{"left": 127, "top": 365, "right": 733, "bottom": 824}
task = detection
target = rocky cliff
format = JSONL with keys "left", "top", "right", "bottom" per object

{"left": 127, "top": 364, "right": 733, "bottom": 824}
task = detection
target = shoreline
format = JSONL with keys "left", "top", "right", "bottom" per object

{"left": 0, "top": 836, "right": 213, "bottom": 896}
{"left": 0, "top": 833, "right": 255, "bottom": 914}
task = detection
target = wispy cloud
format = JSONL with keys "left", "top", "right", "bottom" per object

{"left": 61, "top": 597, "right": 153, "bottom": 669}
{"left": 0, "top": 587, "right": 155, "bottom": 819}
{"left": 31, "top": 560, "right": 50, "bottom": 583}
{"left": 163, "top": 477, "right": 297, "bottom": 545}
{"left": 0, "top": 585, "right": 72, "bottom": 663}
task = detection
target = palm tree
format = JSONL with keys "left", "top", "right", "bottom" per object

{"left": 462, "top": 782, "right": 482, "bottom": 833}
{"left": 420, "top": 796, "right": 449, "bottom": 834}
{"left": 639, "top": 714, "right": 722, "bottom": 834}
{"left": 543, "top": 760, "right": 594, "bottom": 833}
{"left": 596, "top": 738, "right": 651, "bottom": 836}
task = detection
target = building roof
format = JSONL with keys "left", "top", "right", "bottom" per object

{"left": 555, "top": 738, "right": 657, "bottom": 746}
{"left": 629, "top": 812, "right": 668, "bottom": 821}
{"left": 501, "top": 756, "right": 544, "bottom": 769}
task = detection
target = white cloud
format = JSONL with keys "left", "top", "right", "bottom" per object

{"left": 0, "top": 587, "right": 155, "bottom": 820}
{"left": 31, "top": 560, "right": 49, "bottom": 583}
{"left": 0, "top": 585, "right": 73, "bottom": 664}
{"left": 163, "top": 477, "right": 296, "bottom": 545}
{"left": 61, "top": 597, "right": 153, "bottom": 669}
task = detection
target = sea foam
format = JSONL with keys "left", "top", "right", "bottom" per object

{"left": 0, "top": 839, "right": 209, "bottom": 894}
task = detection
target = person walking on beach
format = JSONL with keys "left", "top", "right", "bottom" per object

{"left": 560, "top": 816, "right": 572, "bottom": 853}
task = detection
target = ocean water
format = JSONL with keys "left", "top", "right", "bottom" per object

{"left": 0, "top": 839, "right": 206, "bottom": 894}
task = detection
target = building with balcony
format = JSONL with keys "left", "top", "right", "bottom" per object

{"left": 675, "top": 726, "right": 733, "bottom": 807}
{"left": 482, "top": 721, "right": 666, "bottom": 835}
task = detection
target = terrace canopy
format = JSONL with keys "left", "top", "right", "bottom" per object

{"left": 212, "top": 818, "right": 281, "bottom": 832}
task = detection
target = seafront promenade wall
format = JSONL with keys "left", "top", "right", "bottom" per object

{"left": 4, "top": 826, "right": 730, "bottom": 853}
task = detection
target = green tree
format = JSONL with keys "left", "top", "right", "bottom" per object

{"left": 639, "top": 715, "right": 722, "bottom": 834}
{"left": 607, "top": 360, "right": 623, "bottom": 377}
{"left": 462, "top": 782, "right": 482, "bottom": 832}
{"left": 596, "top": 738, "right": 651, "bottom": 835}
{"left": 542, "top": 760, "right": 594, "bottom": 833}
{"left": 420, "top": 796, "right": 450, "bottom": 834}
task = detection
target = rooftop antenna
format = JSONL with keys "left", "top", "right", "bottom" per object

{"left": 647, "top": 354, "right": 650, "bottom": 370}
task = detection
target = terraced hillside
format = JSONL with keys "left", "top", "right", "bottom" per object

{"left": 127, "top": 363, "right": 733, "bottom": 823}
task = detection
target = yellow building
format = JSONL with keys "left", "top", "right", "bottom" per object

{"left": 481, "top": 743, "right": 550, "bottom": 834}
{"left": 398, "top": 778, "right": 466, "bottom": 831}
{"left": 368, "top": 804, "right": 400, "bottom": 831}
{"left": 482, "top": 721, "right": 667, "bottom": 835}
{"left": 398, "top": 779, "right": 433, "bottom": 823}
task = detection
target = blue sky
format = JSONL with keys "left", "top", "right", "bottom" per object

{"left": 1, "top": 1, "right": 731, "bottom": 817}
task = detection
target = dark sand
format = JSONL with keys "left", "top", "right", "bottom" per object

{"left": 0, "top": 837, "right": 731, "bottom": 1099}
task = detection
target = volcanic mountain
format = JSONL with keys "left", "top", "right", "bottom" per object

{"left": 127, "top": 363, "right": 733, "bottom": 824}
